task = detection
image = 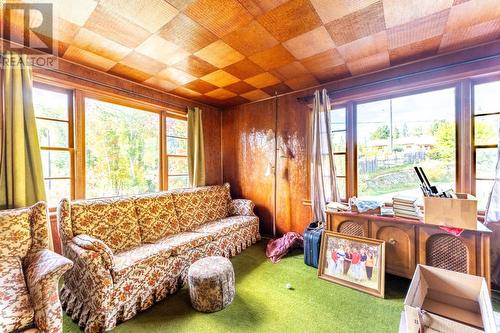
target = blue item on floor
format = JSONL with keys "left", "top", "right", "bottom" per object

{"left": 304, "top": 222, "right": 324, "bottom": 268}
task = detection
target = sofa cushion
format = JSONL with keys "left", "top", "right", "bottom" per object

{"left": 0, "top": 208, "right": 32, "bottom": 258}
{"left": 71, "top": 197, "right": 142, "bottom": 253}
{"left": 193, "top": 216, "right": 259, "bottom": 239}
{"left": 0, "top": 257, "right": 34, "bottom": 332}
{"left": 173, "top": 184, "right": 231, "bottom": 231}
{"left": 112, "top": 243, "right": 174, "bottom": 282}
{"left": 134, "top": 192, "right": 180, "bottom": 243}
{"left": 157, "top": 232, "right": 213, "bottom": 255}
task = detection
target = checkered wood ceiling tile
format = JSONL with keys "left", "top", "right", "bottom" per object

{"left": 7, "top": 0, "right": 500, "bottom": 107}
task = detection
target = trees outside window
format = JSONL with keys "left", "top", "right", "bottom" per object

{"left": 357, "top": 88, "right": 456, "bottom": 203}
{"left": 85, "top": 98, "right": 160, "bottom": 198}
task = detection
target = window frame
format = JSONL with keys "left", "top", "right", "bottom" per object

{"left": 348, "top": 83, "right": 460, "bottom": 203}
{"left": 311, "top": 82, "right": 466, "bottom": 204}
{"left": 321, "top": 72, "right": 500, "bottom": 211}
{"left": 163, "top": 112, "right": 189, "bottom": 190}
{"left": 33, "top": 82, "right": 75, "bottom": 207}
{"left": 33, "top": 79, "right": 189, "bottom": 204}
{"left": 471, "top": 75, "right": 500, "bottom": 210}
{"left": 350, "top": 83, "right": 461, "bottom": 204}
{"left": 325, "top": 103, "right": 348, "bottom": 200}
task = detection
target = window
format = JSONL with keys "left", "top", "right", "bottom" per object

{"left": 473, "top": 80, "right": 500, "bottom": 210}
{"left": 357, "top": 88, "right": 456, "bottom": 203}
{"left": 33, "top": 80, "right": 192, "bottom": 205}
{"left": 85, "top": 98, "right": 160, "bottom": 198}
{"left": 321, "top": 106, "right": 347, "bottom": 200}
{"left": 166, "top": 116, "right": 189, "bottom": 189}
{"left": 33, "top": 85, "right": 74, "bottom": 206}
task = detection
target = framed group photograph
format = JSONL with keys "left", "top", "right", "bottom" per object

{"left": 318, "top": 231, "right": 385, "bottom": 298}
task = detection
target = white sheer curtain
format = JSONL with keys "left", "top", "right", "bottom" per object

{"left": 311, "top": 89, "right": 340, "bottom": 223}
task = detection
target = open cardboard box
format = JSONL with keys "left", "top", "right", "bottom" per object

{"left": 424, "top": 193, "right": 478, "bottom": 230}
{"left": 399, "top": 312, "right": 408, "bottom": 333}
{"left": 404, "top": 265, "right": 496, "bottom": 333}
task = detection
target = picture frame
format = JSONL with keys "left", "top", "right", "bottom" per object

{"left": 318, "top": 231, "right": 385, "bottom": 298}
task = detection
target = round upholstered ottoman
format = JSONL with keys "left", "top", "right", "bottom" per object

{"left": 188, "top": 256, "right": 235, "bottom": 312}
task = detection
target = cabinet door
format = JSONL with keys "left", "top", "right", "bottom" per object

{"left": 371, "top": 221, "right": 416, "bottom": 278}
{"left": 419, "top": 226, "right": 476, "bottom": 275}
{"left": 332, "top": 215, "right": 369, "bottom": 237}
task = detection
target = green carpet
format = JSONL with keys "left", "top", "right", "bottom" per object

{"left": 63, "top": 241, "right": 500, "bottom": 333}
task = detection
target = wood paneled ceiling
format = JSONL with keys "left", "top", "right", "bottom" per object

{"left": 5, "top": 0, "right": 500, "bottom": 106}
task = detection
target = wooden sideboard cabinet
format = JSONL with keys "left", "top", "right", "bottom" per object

{"left": 326, "top": 211, "right": 491, "bottom": 287}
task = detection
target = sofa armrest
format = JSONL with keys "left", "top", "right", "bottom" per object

{"left": 57, "top": 198, "right": 73, "bottom": 243}
{"left": 62, "top": 240, "right": 114, "bottom": 314}
{"left": 72, "top": 234, "right": 114, "bottom": 270}
{"left": 229, "top": 199, "right": 256, "bottom": 216}
{"left": 24, "top": 250, "right": 73, "bottom": 333}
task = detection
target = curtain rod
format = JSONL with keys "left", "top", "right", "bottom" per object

{"left": 296, "top": 52, "right": 500, "bottom": 102}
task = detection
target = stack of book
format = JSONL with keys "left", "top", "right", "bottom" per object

{"left": 392, "top": 195, "right": 423, "bottom": 220}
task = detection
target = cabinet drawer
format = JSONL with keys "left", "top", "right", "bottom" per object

{"left": 371, "top": 221, "right": 416, "bottom": 279}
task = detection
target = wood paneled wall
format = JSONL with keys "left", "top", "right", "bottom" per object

{"left": 222, "top": 95, "right": 312, "bottom": 236}
{"left": 222, "top": 40, "right": 500, "bottom": 237}
{"left": 274, "top": 94, "right": 311, "bottom": 235}
{"left": 222, "top": 100, "right": 276, "bottom": 236}
{"left": 202, "top": 107, "right": 222, "bottom": 185}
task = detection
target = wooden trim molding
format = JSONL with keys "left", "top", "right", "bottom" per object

{"left": 74, "top": 89, "right": 85, "bottom": 199}
{"left": 457, "top": 79, "right": 473, "bottom": 194}
{"left": 34, "top": 74, "right": 187, "bottom": 117}
{"left": 160, "top": 112, "right": 167, "bottom": 191}
{"left": 346, "top": 101, "right": 357, "bottom": 198}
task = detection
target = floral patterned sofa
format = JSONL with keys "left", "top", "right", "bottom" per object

{"left": 0, "top": 202, "right": 73, "bottom": 333}
{"left": 57, "top": 184, "right": 260, "bottom": 332}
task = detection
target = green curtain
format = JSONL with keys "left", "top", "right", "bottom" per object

{"left": 187, "top": 106, "right": 205, "bottom": 187}
{"left": 0, "top": 51, "right": 46, "bottom": 209}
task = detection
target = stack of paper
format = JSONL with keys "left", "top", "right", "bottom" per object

{"left": 392, "top": 195, "right": 422, "bottom": 220}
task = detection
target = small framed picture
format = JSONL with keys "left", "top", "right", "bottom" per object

{"left": 318, "top": 231, "right": 385, "bottom": 298}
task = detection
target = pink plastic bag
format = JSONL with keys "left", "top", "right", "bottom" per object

{"left": 439, "top": 226, "right": 464, "bottom": 237}
{"left": 266, "top": 232, "right": 304, "bottom": 263}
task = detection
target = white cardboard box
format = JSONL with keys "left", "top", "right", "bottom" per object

{"left": 399, "top": 312, "right": 408, "bottom": 333}
{"left": 404, "top": 265, "right": 496, "bottom": 333}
